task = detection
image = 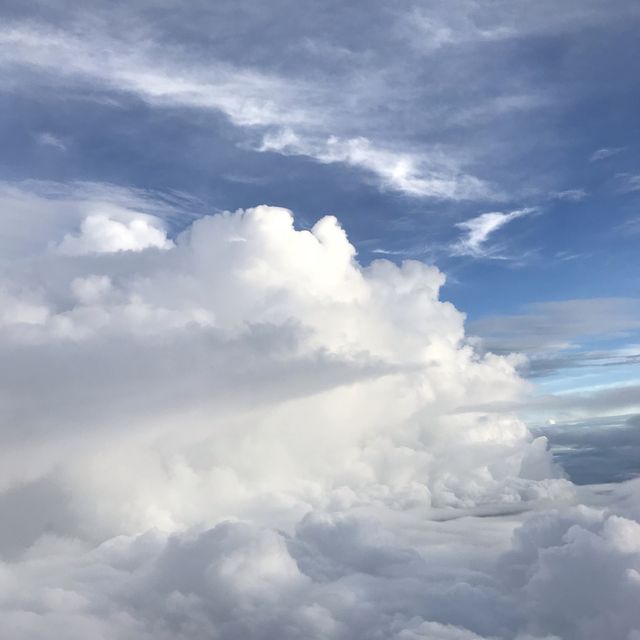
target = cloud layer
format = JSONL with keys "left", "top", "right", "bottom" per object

{"left": 1, "top": 2, "right": 639, "bottom": 636}
{"left": 0, "top": 183, "right": 638, "bottom": 638}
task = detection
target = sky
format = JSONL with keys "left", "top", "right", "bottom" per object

{"left": 0, "top": 2, "right": 639, "bottom": 639}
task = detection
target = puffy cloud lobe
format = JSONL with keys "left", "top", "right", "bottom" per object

{"left": 57, "top": 214, "right": 172, "bottom": 255}
{"left": 0, "top": 183, "right": 636, "bottom": 639}
{"left": 3, "top": 503, "right": 640, "bottom": 639}
{"left": 501, "top": 503, "right": 640, "bottom": 639}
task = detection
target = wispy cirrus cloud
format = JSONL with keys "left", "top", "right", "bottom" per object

{"left": 550, "top": 188, "right": 588, "bottom": 202}
{"left": 261, "top": 131, "right": 494, "bottom": 200}
{"left": 450, "top": 207, "right": 535, "bottom": 258}
{"left": 0, "top": 23, "right": 491, "bottom": 201}
{"left": 619, "top": 215, "right": 640, "bottom": 234}
{"left": 403, "top": 0, "right": 640, "bottom": 52}
{"left": 616, "top": 173, "right": 640, "bottom": 193}
{"left": 589, "top": 146, "right": 624, "bottom": 162}
{"left": 35, "top": 132, "right": 67, "bottom": 151}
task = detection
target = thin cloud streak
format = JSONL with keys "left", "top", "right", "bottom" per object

{"left": 589, "top": 147, "right": 624, "bottom": 161}
{"left": 450, "top": 207, "right": 535, "bottom": 257}
{"left": 471, "top": 298, "right": 640, "bottom": 354}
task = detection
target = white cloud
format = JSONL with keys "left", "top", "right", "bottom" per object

{"left": 0, "top": 184, "right": 545, "bottom": 507}
{"left": 589, "top": 147, "right": 624, "bottom": 162}
{"left": 620, "top": 216, "right": 640, "bottom": 235}
{"left": 0, "top": 25, "right": 306, "bottom": 128}
{"left": 2, "top": 489, "right": 640, "bottom": 640}
{"left": 0, "top": 182, "right": 637, "bottom": 639}
{"left": 0, "top": 182, "right": 561, "bottom": 513}
{"left": 405, "top": 7, "right": 517, "bottom": 51}
{"left": 550, "top": 189, "right": 588, "bottom": 202}
{"left": 617, "top": 174, "right": 640, "bottom": 193}
{"left": 501, "top": 502, "right": 640, "bottom": 639}
{"left": 451, "top": 208, "right": 535, "bottom": 257}
{"left": 57, "top": 214, "right": 172, "bottom": 255}
{"left": 0, "top": 180, "right": 191, "bottom": 259}
{"left": 403, "top": 1, "right": 637, "bottom": 52}
{"left": 0, "top": 23, "right": 490, "bottom": 200}
{"left": 261, "top": 132, "right": 494, "bottom": 200}
{"left": 0, "top": 289, "right": 49, "bottom": 328}
{"left": 35, "top": 132, "right": 67, "bottom": 151}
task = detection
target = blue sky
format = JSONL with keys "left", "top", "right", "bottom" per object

{"left": 1, "top": 0, "right": 639, "bottom": 437}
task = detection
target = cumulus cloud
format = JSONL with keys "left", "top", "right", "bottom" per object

{"left": 57, "top": 214, "right": 172, "bottom": 255}
{"left": 3, "top": 492, "right": 640, "bottom": 639}
{"left": 0, "top": 182, "right": 637, "bottom": 639}
{"left": 0, "top": 183, "right": 546, "bottom": 504}
{"left": 500, "top": 502, "right": 640, "bottom": 639}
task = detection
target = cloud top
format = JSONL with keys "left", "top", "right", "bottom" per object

{"left": 57, "top": 214, "right": 172, "bottom": 255}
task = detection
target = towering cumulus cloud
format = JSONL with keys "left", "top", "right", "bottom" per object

{"left": 0, "top": 184, "right": 638, "bottom": 639}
